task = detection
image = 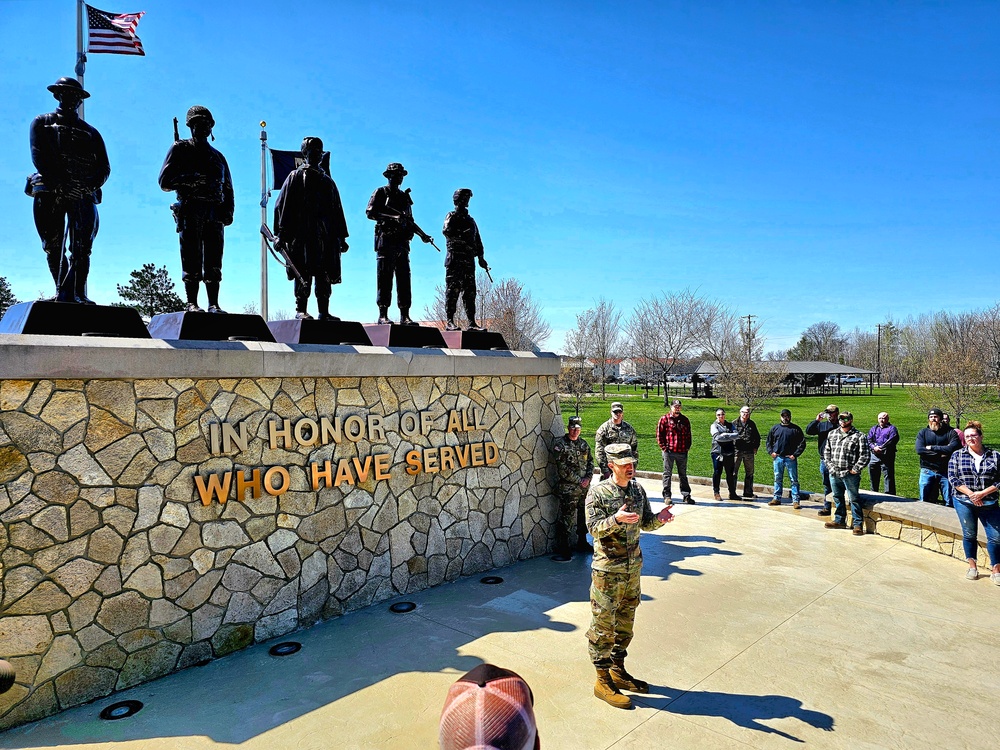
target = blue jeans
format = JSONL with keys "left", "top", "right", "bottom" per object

{"left": 830, "top": 472, "right": 862, "bottom": 527}
{"left": 919, "top": 468, "right": 952, "bottom": 507}
{"left": 819, "top": 458, "right": 832, "bottom": 498}
{"left": 772, "top": 456, "right": 799, "bottom": 502}
{"left": 952, "top": 500, "right": 1000, "bottom": 567}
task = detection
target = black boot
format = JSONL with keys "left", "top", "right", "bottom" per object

{"left": 398, "top": 307, "right": 418, "bottom": 326}
{"left": 205, "top": 282, "right": 227, "bottom": 314}
{"left": 184, "top": 281, "right": 203, "bottom": 313}
{"left": 377, "top": 306, "right": 393, "bottom": 325}
{"left": 72, "top": 255, "right": 96, "bottom": 305}
{"left": 46, "top": 251, "right": 72, "bottom": 301}
{"left": 316, "top": 296, "right": 339, "bottom": 322}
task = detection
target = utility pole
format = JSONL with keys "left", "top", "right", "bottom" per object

{"left": 743, "top": 314, "right": 756, "bottom": 361}
{"left": 876, "top": 323, "right": 882, "bottom": 387}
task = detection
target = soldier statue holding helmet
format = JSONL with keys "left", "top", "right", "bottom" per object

{"left": 27, "top": 76, "right": 110, "bottom": 304}
{"left": 158, "top": 105, "right": 234, "bottom": 313}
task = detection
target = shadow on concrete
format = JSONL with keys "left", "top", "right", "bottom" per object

{"left": 637, "top": 685, "right": 835, "bottom": 742}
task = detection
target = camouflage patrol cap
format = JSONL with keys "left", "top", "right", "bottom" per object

{"left": 568, "top": 416, "right": 582, "bottom": 429}
{"left": 383, "top": 162, "right": 408, "bottom": 177}
{"left": 186, "top": 105, "right": 215, "bottom": 127}
{"left": 610, "top": 402, "right": 624, "bottom": 413}
{"left": 605, "top": 443, "right": 636, "bottom": 465}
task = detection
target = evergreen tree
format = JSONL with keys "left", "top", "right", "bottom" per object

{"left": 116, "top": 264, "right": 185, "bottom": 320}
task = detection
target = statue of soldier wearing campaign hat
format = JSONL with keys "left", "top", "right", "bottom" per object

{"left": 442, "top": 188, "right": 490, "bottom": 331}
{"left": 158, "top": 105, "right": 234, "bottom": 313}
{"left": 365, "top": 162, "right": 435, "bottom": 325}
{"left": 27, "top": 77, "right": 110, "bottom": 304}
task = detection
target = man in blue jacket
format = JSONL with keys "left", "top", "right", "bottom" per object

{"left": 766, "top": 409, "right": 806, "bottom": 507}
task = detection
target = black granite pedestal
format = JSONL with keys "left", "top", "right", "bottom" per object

{"left": 362, "top": 324, "right": 447, "bottom": 348}
{"left": 440, "top": 329, "right": 509, "bottom": 351}
{"left": 0, "top": 301, "right": 151, "bottom": 338}
{"left": 147, "top": 311, "right": 276, "bottom": 342}
{"left": 268, "top": 319, "right": 372, "bottom": 346}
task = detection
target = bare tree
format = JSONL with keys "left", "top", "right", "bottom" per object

{"left": 786, "top": 321, "right": 848, "bottom": 362}
{"left": 588, "top": 297, "right": 622, "bottom": 398}
{"left": 559, "top": 311, "right": 593, "bottom": 415}
{"left": 623, "top": 289, "right": 700, "bottom": 403}
{"left": 423, "top": 273, "right": 551, "bottom": 351}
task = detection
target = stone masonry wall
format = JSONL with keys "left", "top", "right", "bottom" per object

{"left": 0, "top": 371, "right": 561, "bottom": 729}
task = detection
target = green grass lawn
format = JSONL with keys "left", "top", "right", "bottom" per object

{"left": 558, "top": 387, "right": 998, "bottom": 500}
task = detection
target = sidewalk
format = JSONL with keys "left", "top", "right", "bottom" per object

{"left": 3, "top": 479, "right": 998, "bottom": 749}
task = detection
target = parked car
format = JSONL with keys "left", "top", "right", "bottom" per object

{"left": 839, "top": 375, "right": 864, "bottom": 385}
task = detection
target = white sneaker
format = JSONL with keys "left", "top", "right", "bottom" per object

{"left": 965, "top": 568, "right": 979, "bottom": 581}
{"left": 991, "top": 572, "right": 1000, "bottom": 586}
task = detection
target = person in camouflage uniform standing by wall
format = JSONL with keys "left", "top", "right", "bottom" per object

{"left": 595, "top": 402, "right": 639, "bottom": 480}
{"left": 586, "top": 443, "right": 674, "bottom": 709}
{"left": 552, "top": 415, "right": 595, "bottom": 556}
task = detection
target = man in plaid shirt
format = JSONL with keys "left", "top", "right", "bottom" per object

{"left": 657, "top": 399, "right": 693, "bottom": 504}
{"left": 823, "top": 411, "right": 871, "bottom": 535}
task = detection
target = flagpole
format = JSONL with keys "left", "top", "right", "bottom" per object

{"left": 76, "top": 0, "right": 86, "bottom": 119}
{"left": 260, "top": 122, "right": 269, "bottom": 321}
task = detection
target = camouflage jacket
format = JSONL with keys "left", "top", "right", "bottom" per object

{"left": 594, "top": 419, "right": 639, "bottom": 471}
{"left": 552, "top": 434, "right": 594, "bottom": 491}
{"left": 586, "top": 478, "right": 664, "bottom": 573}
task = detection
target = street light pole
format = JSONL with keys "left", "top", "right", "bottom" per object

{"left": 876, "top": 323, "right": 882, "bottom": 387}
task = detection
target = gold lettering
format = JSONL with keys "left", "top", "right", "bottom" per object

{"left": 475, "top": 408, "right": 488, "bottom": 429}
{"left": 462, "top": 409, "right": 474, "bottom": 431}
{"left": 367, "top": 414, "right": 386, "bottom": 442}
{"left": 344, "top": 415, "right": 365, "bottom": 443}
{"left": 222, "top": 422, "right": 249, "bottom": 453}
{"left": 440, "top": 445, "right": 456, "bottom": 472}
{"left": 352, "top": 456, "right": 372, "bottom": 483}
{"left": 311, "top": 460, "right": 333, "bottom": 490}
{"left": 294, "top": 417, "right": 319, "bottom": 447}
{"left": 374, "top": 453, "right": 392, "bottom": 480}
{"left": 334, "top": 458, "right": 356, "bottom": 486}
{"left": 485, "top": 441, "right": 499, "bottom": 465}
{"left": 235, "top": 468, "right": 262, "bottom": 500}
{"left": 195, "top": 472, "right": 232, "bottom": 505}
{"left": 423, "top": 447, "right": 440, "bottom": 473}
{"left": 400, "top": 412, "right": 419, "bottom": 438}
{"left": 421, "top": 411, "right": 435, "bottom": 435}
{"left": 209, "top": 423, "right": 221, "bottom": 454}
{"left": 320, "top": 416, "right": 342, "bottom": 444}
{"left": 264, "top": 466, "right": 290, "bottom": 496}
{"left": 471, "top": 442, "right": 485, "bottom": 466}
{"left": 268, "top": 419, "right": 293, "bottom": 449}
{"left": 446, "top": 410, "right": 462, "bottom": 432}
{"left": 405, "top": 448, "right": 422, "bottom": 475}
{"left": 456, "top": 444, "right": 471, "bottom": 468}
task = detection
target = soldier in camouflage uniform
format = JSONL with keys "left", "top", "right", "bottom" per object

{"left": 552, "top": 415, "right": 595, "bottom": 556}
{"left": 595, "top": 402, "right": 639, "bottom": 480}
{"left": 586, "top": 443, "right": 674, "bottom": 709}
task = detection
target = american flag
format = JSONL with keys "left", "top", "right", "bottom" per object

{"left": 86, "top": 5, "right": 146, "bottom": 56}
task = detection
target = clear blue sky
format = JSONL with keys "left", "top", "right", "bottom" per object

{"left": 1, "top": 1, "right": 997, "bottom": 352}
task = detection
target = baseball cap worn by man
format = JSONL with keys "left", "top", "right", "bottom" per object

{"left": 439, "top": 663, "right": 540, "bottom": 750}
{"left": 928, "top": 408, "right": 944, "bottom": 419}
{"left": 605, "top": 443, "right": 636, "bottom": 465}
{"left": 611, "top": 402, "right": 623, "bottom": 413}
{"left": 568, "top": 416, "right": 582, "bottom": 429}
{"left": 826, "top": 404, "right": 839, "bottom": 414}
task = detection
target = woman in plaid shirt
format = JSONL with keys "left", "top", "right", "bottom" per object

{"left": 947, "top": 421, "right": 1000, "bottom": 585}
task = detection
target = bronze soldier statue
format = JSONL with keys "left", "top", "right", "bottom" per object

{"left": 442, "top": 188, "right": 489, "bottom": 331}
{"left": 273, "top": 137, "right": 349, "bottom": 321}
{"left": 28, "top": 77, "right": 110, "bottom": 304}
{"left": 365, "top": 162, "right": 434, "bottom": 325}
{"left": 158, "top": 106, "right": 234, "bottom": 313}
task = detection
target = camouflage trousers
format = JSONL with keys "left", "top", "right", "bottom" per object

{"left": 587, "top": 566, "right": 641, "bottom": 668}
{"left": 556, "top": 488, "right": 587, "bottom": 541}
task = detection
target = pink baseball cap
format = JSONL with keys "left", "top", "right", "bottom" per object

{"left": 439, "top": 664, "right": 540, "bottom": 750}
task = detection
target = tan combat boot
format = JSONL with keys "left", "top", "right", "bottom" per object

{"left": 594, "top": 669, "right": 632, "bottom": 709}
{"left": 610, "top": 660, "right": 649, "bottom": 693}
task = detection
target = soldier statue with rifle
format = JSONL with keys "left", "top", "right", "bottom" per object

{"left": 366, "top": 162, "right": 438, "bottom": 325}
{"left": 27, "top": 77, "right": 110, "bottom": 305}
{"left": 442, "top": 187, "right": 490, "bottom": 331}
{"left": 158, "top": 106, "right": 234, "bottom": 313}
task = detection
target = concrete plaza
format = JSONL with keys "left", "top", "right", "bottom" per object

{"left": 2, "top": 478, "right": 998, "bottom": 749}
